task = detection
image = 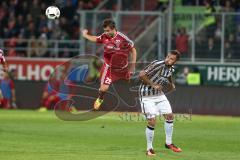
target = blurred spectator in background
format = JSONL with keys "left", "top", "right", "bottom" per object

{"left": 0, "top": 0, "right": 100, "bottom": 58}
{"left": 59, "top": 31, "right": 71, "bottom": 57}
{"left": 226, "top": 33, "right": 238, "bottom": 59}
{"left": 156, "top": 0, "right": 169, "bottom": 12}
{"left": 176, "top": 66, "right": 189, "bottom": 85}
{"left": 220, "top": 0, "right": 235, "bottom": 36}
{"left": 176, "top": 66, "right": 201, "bottom": 86}
{"left": 37, "top": 33, "right": 48, "bottom": 57}
{"left": 236, "top": 25, "right": 240, "bottom": 42}
{"left": 105, "top": 0, "right": 117, "bottom": 10}
{"left": 5, "top": 16, "right": 18, "bottom": 38}
{"left": 196, "top": 37, "right": 219, "bottom": 59}
{"left": 30, "top": 0, "right": 41, "bottom": 24}
{"left": 62, "top": 0, "right": 75, "bottom": 20}
{"left": 0, "top": 72, "right": 17, "bottom": 109}
{"left": 195, "top": 35, "right": 204, "bottom": 58}
{"left": 64, "top": 0, "right": 78, "bottom": 6}
{"left": 224, "top": 41, "right": 235, "bottom": 59}
{"left": 214, "top": 21, "right": 222, "bottom": 40}
{"left": 70, "top": 15, "right": 80, "bottom": 39}
{"left": 27, "top": 36, "right": 38, "bottom": 57}
{"left": 182, "top": 0, "right": 196, "bottom": 5}
{"left": 16, "top": 34, "right": 27, "bottom": 57}
{"left": 122, "top": 0, "right": 134, "bottom": 10}
{"left": 175, "top": 27, "right": 189, "bottom": 57}
{"left": 203, "top": 0, "right": 216, "bottom": 39}
{"left": 220, "top": 0, "right": 234, "bottom": 12}
{"left": 6, "top": 37, "right": 18, "bottom": 57}
{"left": 203, "top": 37, "right": 220, "bottom": 59}
{"left": 235, "top": 2, "right": 240, "bottom": 27}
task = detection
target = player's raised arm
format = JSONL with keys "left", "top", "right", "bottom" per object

{"left": 129, "top": 47, "right": 137, "bottom": 74}
{"left": 81, "top": 29, "right": 97, "bottom": 42}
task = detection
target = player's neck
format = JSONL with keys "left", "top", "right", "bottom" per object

{"left": 164, "top": 61, "right": 170, "bottom": 67}
{"left": 111, "top": 30, "right": 117, "bottom": 38}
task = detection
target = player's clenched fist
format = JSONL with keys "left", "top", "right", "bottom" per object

{"left": 82, "top": 29, "right": 88, "bottom": 37}
{"left": 152, "top": 84, "right": 163, "bottom": 90}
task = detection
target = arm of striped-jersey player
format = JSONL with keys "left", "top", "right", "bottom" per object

{"left": 168, "top": 67, "right": 176, "bottom": 89}
{"left": 139, "top": 60, "right": 164, "bottom": 90}
{"left": 167, "top": 75, "right": 176, "bottom": 90}
{"left": 139, "top": 70, "right": 163, "bottom": 90}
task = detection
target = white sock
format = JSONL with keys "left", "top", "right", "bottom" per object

{"left": 165, "top": 121, "right": 173, "bottom": 145}
{"left": 146, "top": 126, "right": 154, "bottom": 150}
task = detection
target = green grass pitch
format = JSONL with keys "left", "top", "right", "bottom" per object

{"left": 0, "top": 110, "right": 240, "bottom": 160}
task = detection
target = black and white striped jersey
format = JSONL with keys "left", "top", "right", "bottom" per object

{"left": 139, "top": 60, "right": 174, "bottom": 97}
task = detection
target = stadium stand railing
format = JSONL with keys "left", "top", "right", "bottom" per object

{"left": 0, "top": 39, "right": 80, "bottom": 58}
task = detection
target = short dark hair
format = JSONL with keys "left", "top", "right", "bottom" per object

{"left": 102, "top": 18, "right": 116, "bottom": 29}
{"left": 169, "top": 50, "right": 181, "bottom": 61}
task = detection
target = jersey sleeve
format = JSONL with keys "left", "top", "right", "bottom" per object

{"left": 119, "top": 33, "right": 134, "bottom": 49}
{"left": 96, "top": 33, "right": 105, "bottom": 44}
{"left": 123, "top": 38, "right": 134, "bottom": 49}
{"left": 128, "top": 39, "right": 134, "bottom": 48}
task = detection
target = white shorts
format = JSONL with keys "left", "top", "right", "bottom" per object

{"left": 140, "top": 95, "right": 172, "bottom": 119}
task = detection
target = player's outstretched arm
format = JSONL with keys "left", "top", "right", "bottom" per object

{"left": 168, "top": 76, "right": 176, "bottom": 91}
{"left": 139, "top": 70, "right": 162, "bottom": 90}
{"left": 129, "top": 47, "right": 137, "bottom": 74}
{"left": 82, "top": 29, "right": 97, "bottom": 42}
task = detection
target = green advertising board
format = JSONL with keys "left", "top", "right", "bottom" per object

{"left": 175, "top": 64, "right": 240, "bottom": 87}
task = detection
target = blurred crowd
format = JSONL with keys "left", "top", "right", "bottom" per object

{"left": 0, "top": 0, "right": 100, "bottom": 57}
{"left": 172, "top": 0, "right": 240, "bottom": 60}
{"left": 0, "top": 0, "right": 240, "bottom": 60}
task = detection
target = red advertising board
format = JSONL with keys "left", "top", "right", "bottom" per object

{"left": 2, "top": 58, "right": 68, "bottom": 81}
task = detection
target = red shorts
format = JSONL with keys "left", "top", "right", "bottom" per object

{"left": 100, "top": 63, "right": 130, "bottom": 85}
{"left": 1, "top": 98, "right": 11, "bottom": 109}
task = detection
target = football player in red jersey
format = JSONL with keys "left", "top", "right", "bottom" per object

{"left": 0, "top": 49, "right": 9, "bottom": 107}
{"left": 82, "top": 19, "right": 137, "bottom": 110}
{"left": 0, "top": 49, "right": 8, "bottom": 72}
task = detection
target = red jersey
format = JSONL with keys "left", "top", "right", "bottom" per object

{"left": 175, "top": 34, "right": 188, "bottom": 54}
{"left": 96, "top": 31, "right": 134, "bottom": 69}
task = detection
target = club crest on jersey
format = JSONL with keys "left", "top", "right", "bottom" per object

{"left": 115, "top": 40, "right": 121, "bottom": 48}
